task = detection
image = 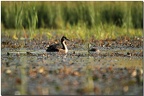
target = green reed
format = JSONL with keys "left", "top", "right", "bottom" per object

{"left": 1, "top": 1, "right": 143, "bottom": 40}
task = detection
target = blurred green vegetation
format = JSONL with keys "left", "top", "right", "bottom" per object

{"left": 1, "top": 1, "right": 143, "bottom": 40}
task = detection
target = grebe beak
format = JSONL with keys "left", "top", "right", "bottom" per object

{"left": 66, "top": 38, "right": 70, "bottom": 41}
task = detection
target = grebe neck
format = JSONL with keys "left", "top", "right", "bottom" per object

{"left": 62, "top": 41, "right": 68, "bottom": 53}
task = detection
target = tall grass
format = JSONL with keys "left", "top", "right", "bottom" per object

{"left": 1, "top": 1, "right": 143, "bottom": 40}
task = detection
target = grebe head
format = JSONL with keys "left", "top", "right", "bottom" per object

{"left": 61, "top": 36, "right": 69, "bottom": 42}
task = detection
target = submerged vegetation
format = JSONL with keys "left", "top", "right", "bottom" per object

{"left": 1, "top": 1, "right": 143, "bottom": 40}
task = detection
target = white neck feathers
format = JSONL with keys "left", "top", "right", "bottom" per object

{"left": 62, "top": 41, "right": 68, "bottom": 53}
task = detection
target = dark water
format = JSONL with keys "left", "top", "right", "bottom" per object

{"left": 1, "top": 47, "right": 143, "bottom": 95}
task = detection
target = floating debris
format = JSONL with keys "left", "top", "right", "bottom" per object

{"left": 5, "top": 69, "right": 12, "bottom": 74}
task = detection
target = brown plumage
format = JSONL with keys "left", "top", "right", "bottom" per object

{"left": 46, "top": 36, "right": 69, "bottom": 54}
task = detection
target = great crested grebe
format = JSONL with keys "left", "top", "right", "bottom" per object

{"left": 46, "top": 36, "right": 69, "bottom": 54}
{"left": 89, "top": 47, "right": 100, "bottom": 54}
{"left": 88, "top": 43, "right": 100, "bottom": 54}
